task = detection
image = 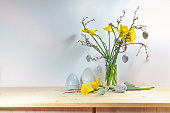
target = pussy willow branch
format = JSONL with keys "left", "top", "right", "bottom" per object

{"left": 130, "top": 6, "right": 139, "bottom": 29}
{"left": 121, "top": 42, "right": 149, "bottom": 61}
{"left": 136, "top": 44, "right": 149, "bottom": 61}
{"left": 81, "top": 17, "right": 108, "bottom": 57}
{"left": 133, "top": 25, "right": 147, "bottom": 31}
{"left": 90, "top": 56, "right": 103, "bottom": 61}
{"left": 81, "top": 17, "right": 95, "bottom": 27}
{"left": 77, "top": 34, "right": 105, "bottom": 57}
{"left": 117, "top": 10, "right": 126, "bottom": 28}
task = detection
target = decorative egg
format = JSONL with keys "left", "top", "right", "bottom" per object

{"left": 105, "top": 86, "right": 109, "bottom": 91}
{"left": 86, "top": 55, "right": 91, "bottom": 62}
{"left": 122, "top": 55, "right": 128, "bottom": 63}
{"left": 124, "top": 81, "right": 135, "bottom": 87}
{"left": 114, "top": 83, "right": 127, "bottom": 93}
{"left": 65, "top": 73, "right": 80, "bottom": 90}
{"left": 142, "top": 31, "right": 149, "bottom": 39}
{"left": 97, "top": 65, "right": 103, "bottom": 73}
{"left": 80, "top": 67, "right": 96, "bottom": 85}
{"left": 97, "top": 88, "right": 105, "bottom": 95}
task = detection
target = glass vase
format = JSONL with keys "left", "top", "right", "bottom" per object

{"left": 105, "top": 63, "right": 117, "bottom": 86}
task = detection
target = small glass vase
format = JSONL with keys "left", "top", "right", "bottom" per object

{"left": 105, "top": 63, "right": 117, "bottom": 86}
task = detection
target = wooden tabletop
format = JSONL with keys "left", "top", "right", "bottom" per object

{"left": 0, "top": 87, "right": 170, "bottom": 107}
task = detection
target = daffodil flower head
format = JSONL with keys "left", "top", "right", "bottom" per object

{"left": 127, "top": 28, "right": 136, "bottom": 44}
{"left": 103, "top": 25, "right": 113, "bottom": 32}
{"left": 81, "top": 82, "right": 94, "bottom": 96}
{"left": 88, "top": 28, "right": 98, "bottom": 36}
{"left": 116, "top": 24, "right": 129, "bottom": 39}
{"left": 82, "top": 28, "right": 89, "bottom": 33}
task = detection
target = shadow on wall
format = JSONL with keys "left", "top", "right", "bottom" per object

{"left": 118, "top": 58, "right": 149, "bottom": 83}
{"left": 57, "top": 34, "right": 86, "bottom": 67}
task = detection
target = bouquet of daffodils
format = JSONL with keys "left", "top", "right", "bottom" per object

{"left": 78, "top": 6, "right": 149, "bottom": 89}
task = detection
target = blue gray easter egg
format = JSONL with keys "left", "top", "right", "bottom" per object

{"left": 122, "top": 55, "right": 128, "bottom": 63}
{"left": 97, "top": 65, "right": 103, "bottom": 73}
{"left": 104, "top": 86, "right": 110, "bottom": 91}
{"left": 114, "top": 83, "right": 127, "bottom": 93}
{"left": 86, "top": 55, "right": 91, "bottom": 62}
{"left": 142, "top": 31, "right": 149, "bottom": 39}
{"left": 65, "top": 73, "right": 80, "bottom": 90}
{"left": 97, "top": 88, "right": 106, "bottom": 95}
{"left": 124, "top": 81, "right": 135, "bottom": 87}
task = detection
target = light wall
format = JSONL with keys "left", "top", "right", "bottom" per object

{"left": 0, "top": 0, "right": 169, "bottom": 86}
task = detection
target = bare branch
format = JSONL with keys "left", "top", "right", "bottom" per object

{"left": 77, "top": 34, "right": 105, "bottom": 57}
{"left": 90, "top": 56, "right": 104, "bottom": 61}
{"left": 130, "top": 6, "right": 139, "bottom": 29}
{"left": 117, "top": 10, "right": 126, "bottom": 28}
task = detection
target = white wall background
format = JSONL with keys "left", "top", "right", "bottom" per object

{"left": 0, "top": 0, "right": 169, "bottom": 87}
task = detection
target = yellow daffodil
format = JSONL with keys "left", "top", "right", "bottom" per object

{"left": 116, "top": 24, "right": 129, "bottom": 39}
{"left": 82, "top": 28, "right": 98, "bottom": 36}
{"left": 82, "top": 28, "right": 89, "bottom": 33}
{"left": 128, "top": 28, "right": 136, "bottom": 43}
{"left": 90, "top": 77, "right": 100, "bottom": 90}
{"left": 81, "top": 83, "right": 94, "bottom": 96}
{"left": 103, "top": 25, "right": 113, "bottom": 32}
{"left": 116, "top": 24, "right": 136, "bottom": 43}
{"left": 124, "top": 28, "right": 136, "bottom": 44}
{"left": 88, "top": 28, "right": 98, "bottom": 36}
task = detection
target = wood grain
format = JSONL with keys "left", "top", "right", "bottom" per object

{"left": 0, "top": 87, "right": 170, "bottom": 107}
{"left": 96, "top": 107, "right": 170, "bottom": 113}
{"left": 0, "top": 107, "right": 91, "bottom": 113}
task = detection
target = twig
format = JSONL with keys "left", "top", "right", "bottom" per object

{"left": 90, "top": 56, "right": 103, "bottom": 61}
{"left": 133, "top": 25, "right": 147, "bottom": 31}
{"left": 77, "top": 34, "right": 105, "bottom": 57}
{"left": 130, "top": 6, "right": 139, "bottom": 29}
{"left": 123, "top": 42, "right": 149, "bottom": 61}
{"left": 81, "top": 17, "right": 95, "bottom": 28}
{"left": 117, "top": 10, "right": 126, "bottom": 28}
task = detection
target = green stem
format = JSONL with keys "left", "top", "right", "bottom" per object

{"left": 108, "top": 31, "right": 110, "bottom": 56}
{"left": 110, "top": 27, "right": 118, "bottom": 56}
{"left": 111, "top": 26, "right": 117, "bottom": 39}
{"left": 91, "top": 36, "right": 106, "bottom": 57}
{"left": 97, "top": 35, "right": 111, "bottom": 65}
{"left": 112, "top": 40, "right": 122, "bottom": 65}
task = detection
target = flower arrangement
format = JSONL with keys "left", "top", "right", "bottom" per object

{"left": 78, "top": 6, "right": 149, "bottom": 87}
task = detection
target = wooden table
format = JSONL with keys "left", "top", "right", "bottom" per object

{"left": 0, "top": 87, "right": 170, "bottom": 113}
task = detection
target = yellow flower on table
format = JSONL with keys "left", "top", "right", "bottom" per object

{"left": 81, "top": 83, "right": 94, "bottom": 96}
{"left": 103, "top": 25, "right": 113, "bottom": 32}
{"left": 91, "top": 77, "right": 100, "bottom": 90}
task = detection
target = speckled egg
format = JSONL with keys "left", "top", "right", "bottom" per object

{"left": 122, "top": 55, "right": 128, "bottom": 63}
{"left": 65, "top": 73, "right": 80, "bottom": 90}
{"left": 97, "top": 88, "right": 105, "bottom": 95}
{"left": 114, "top": 83, "right": 127, "bottom": 93}
{"left": 86, "top": 55, "right": 91, "bottom": 62}
{"left": 124, "top": 81, "right": 135, "bottom": 87}
{"left": 142, "top": 31, "right": 149, "bottom": 39}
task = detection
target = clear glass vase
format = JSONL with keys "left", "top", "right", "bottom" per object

{"left": 105, "top": 63, "right": 117, "bottom": 86}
